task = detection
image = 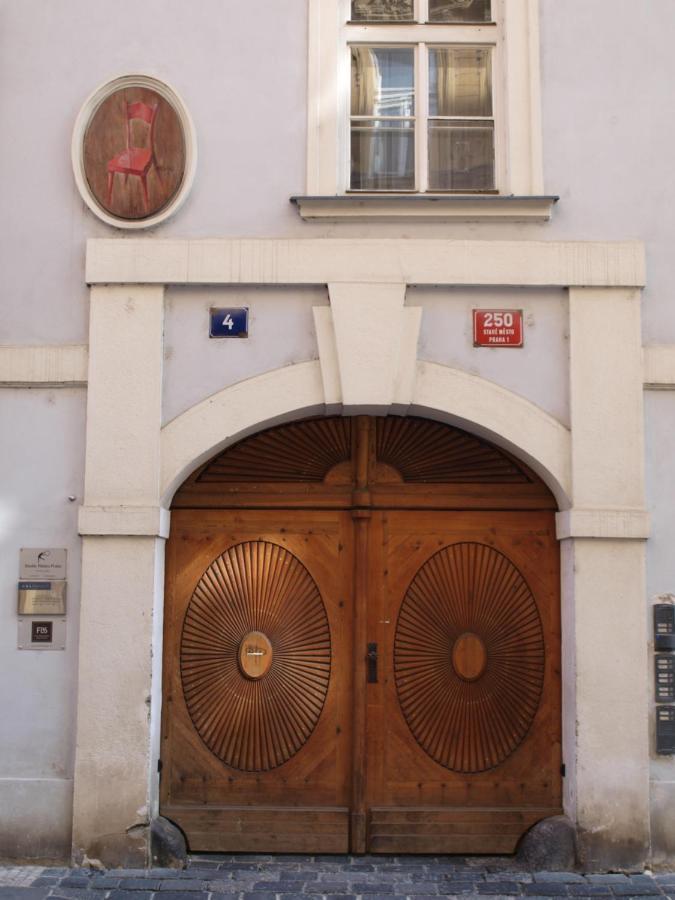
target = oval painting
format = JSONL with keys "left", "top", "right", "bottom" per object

{"left": 83, "top": 85, "right": 186, "bottom": 221}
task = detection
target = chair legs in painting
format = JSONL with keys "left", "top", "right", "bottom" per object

{"left": 141, "top": 175, "right": 149, "bottom": 211}
{"left": 106, "top": 166, "right": 161, "bottom": 213}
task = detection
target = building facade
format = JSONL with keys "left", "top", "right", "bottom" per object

{"left": 1, "top": 0, "right": 674, "bottom": 872}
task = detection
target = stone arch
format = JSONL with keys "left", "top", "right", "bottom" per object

{"left": 160, "top": 360, "right": 571, "bottom": 509}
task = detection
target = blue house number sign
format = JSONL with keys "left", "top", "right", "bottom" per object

{"left": 209, "top": 307, "right": 249, "bottom": 338}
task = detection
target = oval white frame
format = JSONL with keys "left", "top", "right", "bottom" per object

{"left": 71, "top": 74, "right": 197, "bottom": 230}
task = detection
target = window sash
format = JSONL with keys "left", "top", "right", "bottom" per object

{"left": 428, "top": 0, "right": 492, "bottom": 23}
{"left": 350, "top": 0, "right": 494, "bottom": 25}
{"left": 349, "top": 41, "right": 495, "bottom": 192}
{"left": 428, "top": 119, "right": 495, "bottom": 190}
{"left": 350, "top": 46, "right": 416, "bottom": 118}
{"left": 350, "top": 119, "right": 416, "bottom": 190}
{"left": 351, "top": 0, "right": 415, "bottom": 23}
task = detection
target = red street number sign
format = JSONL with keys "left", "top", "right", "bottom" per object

{"left": 473, "top": 309, "right": 524, "bottom": 347}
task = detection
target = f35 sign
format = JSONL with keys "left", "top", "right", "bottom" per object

{"left": 473, "top": 309, "right": 524, "bottom": 347}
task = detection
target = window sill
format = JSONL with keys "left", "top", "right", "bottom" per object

{"left": 290, "top": 194, "right": 558, "bottom": 223}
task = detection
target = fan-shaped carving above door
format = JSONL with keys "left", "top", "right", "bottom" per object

{"left": 374, "top": 416, "right": 527, "bottom": 483}
{"left": 197, "top": 418, "right": 353, "bottom": 483}
{"left": 173, "top": 416, "right": 554, "bottom": 510}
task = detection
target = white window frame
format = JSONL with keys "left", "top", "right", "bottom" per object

{"left": 306, "top": 0, "right": 544, "bottom": 200}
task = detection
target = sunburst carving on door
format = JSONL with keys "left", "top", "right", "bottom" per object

{"left": 394, "top": 542, "right": 545, "bottom": 773}
{"left": 180, "top": 541, "right": 331, "bottom": 772}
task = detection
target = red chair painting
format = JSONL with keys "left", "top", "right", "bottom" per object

{"left": 106, "top": 99, "right": 162, "bottom": 212}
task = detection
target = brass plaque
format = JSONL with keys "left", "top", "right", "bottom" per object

{"left": 18, "top": 581, "right": 67, "bottom": 616}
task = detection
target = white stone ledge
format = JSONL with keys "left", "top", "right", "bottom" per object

{"left": 0, "top": 776, "right": 73, "bottom": 783}
{"left": 290, "top": 194, "right": 558, "bottom": 222}
{"left": 556, "top": 508, "right": 651, "bottom": 540}
{"left": 644, "top": 345, "right": 675, "bottom": 389}
{"left": 78, "top": 506, "right": 170, "bottom": 538}
{"left": 0, "top": 345, "right": 88, "bottom": 385}
{"left": 6, "top": 340, "right": 672, "bottom": 392}
{"left": 86, "top": 238, "right": 645, "bottom": 288}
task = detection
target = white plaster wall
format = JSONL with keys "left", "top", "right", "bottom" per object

{"left": 645, "top": 391, "right": 675, "bottom": 864}
{"left": 645, "top": 392, "right": 675, "bottom": 616}
{"left": 163, "top": 286, "right": 327, "bottom": 423}
{"left": 0, "top": 0, "right": 310, "bottom": 345}
{"left": 0, "top": 0, "right": 674, "bottom": 865}
{"left": 163, "top": 285, "right": 567, "bottom": 430}
{"left": 0, "top": 388, "right": 86, "bottom": 860}
{"left": 539, "top": 0, "right": 675, "bottom": 343}
{"left": 412, "top": 287, "right": 569, "bottom": 426}
{"left": 2, "top": 0, "right": 675, "bottom": 343}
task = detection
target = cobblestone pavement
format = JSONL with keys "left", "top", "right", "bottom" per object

{"left": 2, "top": 856, "right": 675, "bottom": 900}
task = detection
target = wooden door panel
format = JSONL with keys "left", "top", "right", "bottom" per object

{"left": 161, "top": 509, "right": 354, "bottom": 852}
{"left": 365, "top": 510, "right": 561, "bottom": 852}
{"left": 368, "top": 807, "right": 561, "bottom": 854}
{"left": 162, "top": 418, "right": 562, "bottom": 854}
{"left": 170, "top": 807, "right": 350, "bottom": 854}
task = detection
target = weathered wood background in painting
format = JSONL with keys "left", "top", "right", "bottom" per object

{"left": 83, "top": 86, "right": 185, "bottom": 220}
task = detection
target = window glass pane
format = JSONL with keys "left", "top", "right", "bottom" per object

{"left": 351, "top": 0, "right": 414, "bottom": 21}
{"left": 428, "top": 120, "right": 494, "bottom": 190}
{"left": 428, "top": 0, "right": 491, "bottom": 22}
{"left": 351, "top": 47, "right": 415, "bottom": 117}
{"left": 351, "top": 119, "right": 415, "bottom": 189}
{"left": 429, "top": 47, "right": 491, "bottom": 117}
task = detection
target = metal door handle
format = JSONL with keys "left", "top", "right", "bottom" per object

{"left": 367, "top": 642, "right": 378, "bottom": 683}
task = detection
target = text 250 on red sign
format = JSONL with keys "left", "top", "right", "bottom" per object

{"left": 473, "top": 309, "right": 524, "bottom": 347}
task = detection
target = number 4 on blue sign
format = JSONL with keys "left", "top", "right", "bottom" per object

{"left": 209, "top": 308, "right": 249, "bottom": 338}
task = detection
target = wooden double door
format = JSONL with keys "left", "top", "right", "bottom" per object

{"left": 161, "top": 417, "right": 562, "bottom": 854}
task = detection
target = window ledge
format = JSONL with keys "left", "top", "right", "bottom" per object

{"left": 290, "top": 194, "right": 558, "bottom": 223}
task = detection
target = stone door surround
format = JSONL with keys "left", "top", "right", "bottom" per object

{"left": 73, "top": 238, "right": 649, "bottom": 871}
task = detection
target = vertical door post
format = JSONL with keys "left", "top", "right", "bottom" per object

{"left": 350, "top": 416, "right": 372, "bottom": 852}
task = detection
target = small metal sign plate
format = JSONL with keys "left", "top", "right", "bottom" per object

{"left": 656, "top": 706, "right": 675, "bottom": 755}
{"left": 209, "top": 307, "right": 248, "bottom": 338}
{"left": 18, "top": 580, "right": 67, "bottom": 616}
{"left": 32, "top": 621, "right": 53, "bottom": 643}
{"left": 654, "top": 604, "right": 675, "bottom": 650}
{"left": 18, "top": 617, "right": 66, "bottom": 651}
{"left": 656, "top": 655, "right": 675, "bottom": 703}
{"left": 473, "top": 309, "right": 524, "bottom": 347}
{"left": 20, "top": 548, "right": 66, "bottom": 579}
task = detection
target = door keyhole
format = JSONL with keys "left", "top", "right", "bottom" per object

{"left": 367, "top": 642, "right": 378, "bottom": 683}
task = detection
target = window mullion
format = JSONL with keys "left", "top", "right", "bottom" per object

{"left": 417, "top": 42, "right": 428, "bottom": 192}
